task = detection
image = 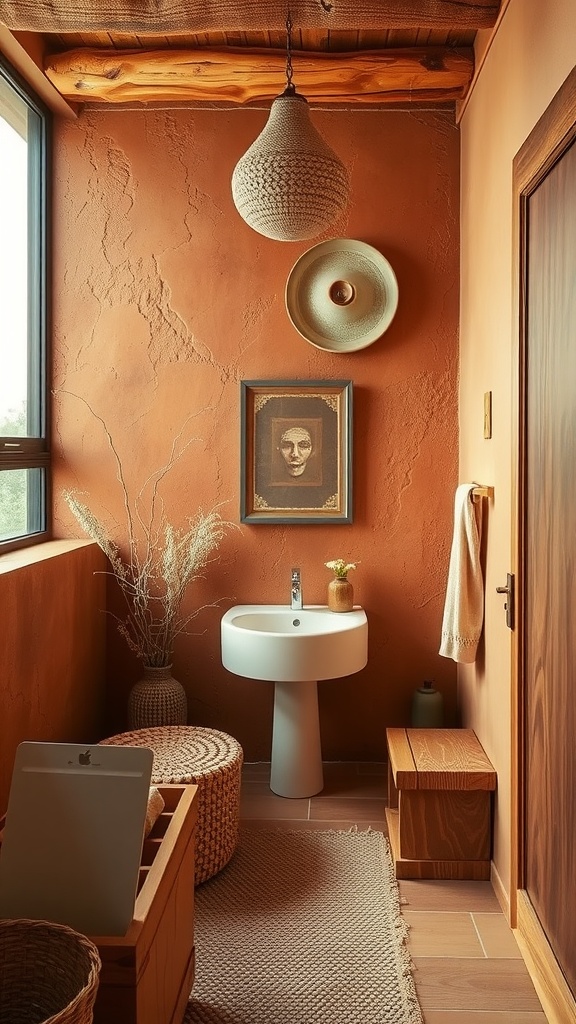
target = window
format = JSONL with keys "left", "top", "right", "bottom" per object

{"left": 0, "top": 59, "right": 50, "bottom": 551}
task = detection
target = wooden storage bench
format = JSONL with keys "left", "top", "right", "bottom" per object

{"left": 92, "top": 783, "right": 198, "bottom": 1024}
{"left": 385, "top": 728, "right": 496, "bottom": 880}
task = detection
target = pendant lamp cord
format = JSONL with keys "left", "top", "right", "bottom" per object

{"left": 284, "top": 11, "right": 295, "bottom": 95}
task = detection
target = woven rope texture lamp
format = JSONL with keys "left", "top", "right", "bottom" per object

{"left": 231, "top": 12, "right": 350, "bottom": 241}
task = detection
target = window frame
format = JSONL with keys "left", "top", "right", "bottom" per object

{"left": 0, "top": 56, "right": 51, "bottom": 554}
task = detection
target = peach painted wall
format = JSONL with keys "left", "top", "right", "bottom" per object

{"left": 51, "top": 105, "right": 460, "bottom": 759}
{"left": 0, "top": 541, "right": 107, "bottom": 813}
{"left": 459, "top": 0, "right": 576, "bottom": 905}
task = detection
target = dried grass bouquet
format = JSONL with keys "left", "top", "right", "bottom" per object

{"left": 63, "top": 402, "right": 234, "bottom": 668}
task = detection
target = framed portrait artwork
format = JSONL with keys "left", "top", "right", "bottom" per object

{"left": 240, "top": 380, "right": 353, "bottom": 524}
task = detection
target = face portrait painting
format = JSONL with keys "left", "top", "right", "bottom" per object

{"left": 242, "top": 381, "right": 351, "bottom": 522}
{"left": 278, "top": 426, "right": 313, "bottom": 477}
{"left": 269, "top": 418, "right": 322, "bottom": 487}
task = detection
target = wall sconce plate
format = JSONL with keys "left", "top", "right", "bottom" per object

{"left": 285, "top": 239, "right": 398, "bottom": 352}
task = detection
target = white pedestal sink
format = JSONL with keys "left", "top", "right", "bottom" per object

{"left": 220, "top": 605, "right": 368, "bottom": 798}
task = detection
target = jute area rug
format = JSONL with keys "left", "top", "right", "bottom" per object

{"left": 185, "top": 828, "right": 423, "bottom": 1024}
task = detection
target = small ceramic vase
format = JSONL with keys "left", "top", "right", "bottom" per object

{"left": 411, "top": 680, "right": 444, "bottom": 728}
{"left": 327, "top": 576, "right": 354, "bottom": 612}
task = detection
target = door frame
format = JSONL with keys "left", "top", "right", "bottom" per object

{"left": 511, "top": 64, "right": 576, "bottom": 1023}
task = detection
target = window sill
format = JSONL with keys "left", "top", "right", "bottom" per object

{"left": 0, "top": 539, "right": 98, "bottom": 575}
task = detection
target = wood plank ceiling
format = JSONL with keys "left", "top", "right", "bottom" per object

{"left": 6, "top": 1, "right": 503, "bottom": 109}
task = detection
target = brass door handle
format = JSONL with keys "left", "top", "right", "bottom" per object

{"left": 496, "top": 573, "right": 515, "bottom": 630}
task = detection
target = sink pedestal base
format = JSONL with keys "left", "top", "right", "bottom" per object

{"left": 270, "top": 680, "right": 324, "bottom": 798}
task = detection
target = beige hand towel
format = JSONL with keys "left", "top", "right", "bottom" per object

{"left": 439, "top": 483, "right": 484, "bottom": 664}
{"left": 144, "top": 786, "right": 165, "bottom": 836}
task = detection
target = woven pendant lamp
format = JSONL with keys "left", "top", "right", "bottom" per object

{"left": 231, "top": 13, "right": 350, "bottom": 242}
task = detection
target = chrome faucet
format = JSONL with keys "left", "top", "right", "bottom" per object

{"left": 291, "top": 567, "right": 303, "bottom": 610}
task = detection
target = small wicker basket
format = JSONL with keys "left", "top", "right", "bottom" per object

{"left": 0, "top": 918, "right": 101, "bottom": 1024}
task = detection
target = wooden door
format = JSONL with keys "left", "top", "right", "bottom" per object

{"left": 514, "top": 67, "right": 576, "bottom": 1017}
{"left": 524, "top": 135, "right": 576, "bottom": 996}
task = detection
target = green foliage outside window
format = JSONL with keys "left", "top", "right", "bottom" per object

{"left": 0, "top": 403, "right": 28, "bottom": 541}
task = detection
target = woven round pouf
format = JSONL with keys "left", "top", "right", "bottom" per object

{"left": 101, "top": 726, "right": 243, "bottom": 885}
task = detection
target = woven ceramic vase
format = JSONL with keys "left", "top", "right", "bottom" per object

{"left": 327, "top": 576, "right": 354, "bottom": 613}
{"left": 128, "top": 664, "right": 187, "bottom": 729}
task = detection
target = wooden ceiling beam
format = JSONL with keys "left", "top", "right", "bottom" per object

{"left": 2, "top": 1, "right": 500, "bottom": 35}
{"left": 44, "top": 46, "right": 473, "bottom": 106}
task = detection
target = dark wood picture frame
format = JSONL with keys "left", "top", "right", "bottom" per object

{"left": 240, "top": 380, "right": 353, "bottom": 524}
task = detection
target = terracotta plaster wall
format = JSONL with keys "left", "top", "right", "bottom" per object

{"left": 0, "top": 541, "right": 107, "bottom": 814}
{"left": 51, "top": 106, "right": 460, "bottom": 759}
{"left": 459, "top": 0, "right": 576, "bottom": 903}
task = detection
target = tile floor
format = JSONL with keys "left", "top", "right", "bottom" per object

{"left": 240, "top": 761, "right": 549, "bottom": 1024}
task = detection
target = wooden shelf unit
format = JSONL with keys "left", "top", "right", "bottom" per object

{"left": 386, "top": 728, "right": 496, "bottom": 880}
{"left": 91, "top": 783, "right": 198, "bottom": 1024}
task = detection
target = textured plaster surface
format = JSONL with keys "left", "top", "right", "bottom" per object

{"left": 51, "top": 106, "right": 459, "bottom": 759}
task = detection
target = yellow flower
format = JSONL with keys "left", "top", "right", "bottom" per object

{"left": 325, "top": 559, "right": 357, "bottom": 578}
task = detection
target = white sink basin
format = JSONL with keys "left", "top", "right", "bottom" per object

{"left": 221, "top": 604, "right": 368, "bottom": 682}
{"left": 220, "top": 604, "right": 369, "bottom": 800}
